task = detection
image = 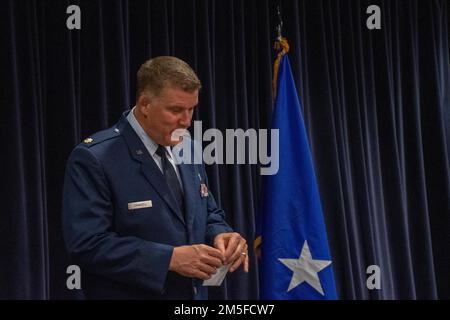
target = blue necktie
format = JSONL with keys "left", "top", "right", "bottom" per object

{"left": 156, "top": 145, "right": 184, "bottom": 214}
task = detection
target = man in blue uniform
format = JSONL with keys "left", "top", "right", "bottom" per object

{"left": 62, "top": 56, "right": 248, "bottom": 299}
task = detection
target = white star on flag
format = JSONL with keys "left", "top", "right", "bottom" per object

{"left": 278, "top": 240, "right": 332, "bottom": 295}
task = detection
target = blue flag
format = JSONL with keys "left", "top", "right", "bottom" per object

{"left": 257, "top": 51, "right": 338, "bottom": 300}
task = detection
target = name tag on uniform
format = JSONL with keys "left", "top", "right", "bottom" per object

{"left": 128, "top": 200, "right": 152, "bottom": 210}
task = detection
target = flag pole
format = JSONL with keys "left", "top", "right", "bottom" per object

{"left": 273, "top": 4, "right": 290, "bottom": 100}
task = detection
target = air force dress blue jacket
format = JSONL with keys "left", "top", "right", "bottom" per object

{"left": 62, "top": 111, "right": 233, "bottom": 299}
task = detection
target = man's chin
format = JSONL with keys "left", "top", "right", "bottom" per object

{"left": 169, "top": 128, "right": 190, "bottom": 146}
{"left": 166, "top": 138, "right": 183, "bottom": 147}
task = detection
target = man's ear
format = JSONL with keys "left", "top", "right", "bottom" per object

{"left": 137, "top": 94, "right": 151, "bottom": 115}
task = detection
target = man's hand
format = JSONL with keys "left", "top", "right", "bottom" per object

{"left": 214, "top": 232, "right": 249, "bottom": 273}
{"left": 169, "top": 244, "right": 225, "bottom": 280}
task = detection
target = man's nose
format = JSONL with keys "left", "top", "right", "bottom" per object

{"left": 179, "top": 111, "right": 192, "bottom": 128}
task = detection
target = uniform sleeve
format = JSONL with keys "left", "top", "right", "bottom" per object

{"left": 62, "top": 146, "right": 173, "bottom": 293}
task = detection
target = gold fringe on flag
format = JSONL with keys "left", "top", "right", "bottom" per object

{"left": 272, "top": 37, "right": 290, "bottom": 100}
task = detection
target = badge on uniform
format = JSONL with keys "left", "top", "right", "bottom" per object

{"left": 200, "top": 183, "right": 209, "bottom": 197}
{"left": 128, "top": 200, "right": 152, "bottom": 210}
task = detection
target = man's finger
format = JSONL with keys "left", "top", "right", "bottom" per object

{"left": 229, "top": 254, "right": 245, "bottom": 272}
{"left": 228, "top": 239, "right": 247, "bottom": 264}
{"left": 244, "top": 255, "right": 249, "bottom": 273}
{"left": 215, "top": 237, "right": 226, "bottom": 255}
{"left": 200, "top": 245, "right": 225, "bottom": 262}
{"left": 193, "top": 269, "right": 212, "bottom": 280}
{"left": 197, "top": 262, "right": 218, "bottom": 275}
{"left": 224, "top": 234, "right": 242, "bottom": 262}
{"left": 201, "top": 255, "right": 223, "bottom": 269}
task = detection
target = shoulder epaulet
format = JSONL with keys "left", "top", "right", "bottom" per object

{"left": 81, "top": 127, "right": 122, "bottom": 148}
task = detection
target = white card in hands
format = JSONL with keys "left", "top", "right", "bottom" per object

{"left": 202, "top": 264, "right": 231, "bottom": 286}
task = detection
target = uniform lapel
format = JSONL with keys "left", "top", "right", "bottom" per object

{"left": 121, "top": 119, "right": 185, "bottom": 225}
{"left": 178, "top": 163, "right": 199, "bottom": 236}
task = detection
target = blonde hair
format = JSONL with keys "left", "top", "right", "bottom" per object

{"left": 136, "top": 56, "right": 201, "bottom": 101}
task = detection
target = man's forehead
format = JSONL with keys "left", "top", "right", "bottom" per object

{"left": 161, "top": 85, "right": 198, "bottom": 95}
{"left": 159, "top": 87, "right": 198, "bottom": 105}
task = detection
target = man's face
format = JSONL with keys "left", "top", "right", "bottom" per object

{"left": 139, "top": 86, "right": 198, "bottom": 146}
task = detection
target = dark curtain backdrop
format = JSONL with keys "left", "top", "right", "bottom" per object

{"left": 1, "top": 0, "right": 449, "bottom": 299}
